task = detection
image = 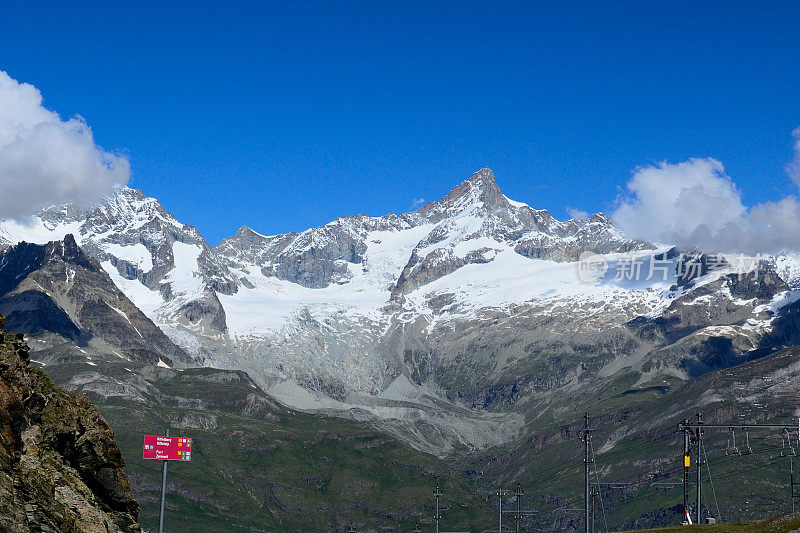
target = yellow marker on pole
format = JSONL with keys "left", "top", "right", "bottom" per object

{"left": 684, "top": 455, "right": 691, "bottom": 467}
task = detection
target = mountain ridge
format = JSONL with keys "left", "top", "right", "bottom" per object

{"left": 0, "top": 234, "right": 195, "bottom": 368}
{"left": 2, "top": 168, "right": 800, "bottom": 457}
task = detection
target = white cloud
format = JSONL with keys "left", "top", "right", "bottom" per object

{"left": 613, "top": 158, "right": 745, "bottom": 245}
{"left": 412, "top": 197, "right": 426, "bottom": 208}
{"left": 613, "top": 140, "right": 800, "bottom": 254}
{"left": 566, "top": 206, "right": 589, "bottom": 219}
{"left": 0, "top": 71, "right": 129, "bottom": 219}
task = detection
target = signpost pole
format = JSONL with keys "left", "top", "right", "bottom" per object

{"left": 143, "top": 429, "right": 191, "bottom": 531}
{"left": 159, "top": 429, "right": 168, "bottom": 533}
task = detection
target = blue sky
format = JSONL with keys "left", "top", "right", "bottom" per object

{"left": 1, "top": 1, "right": 798, "bottom": 245}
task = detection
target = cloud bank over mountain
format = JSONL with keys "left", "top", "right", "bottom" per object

{"left": 614, "top": 132, "right": 800, "bottom": 255}
{"left": 0, "top": 71, "right": 129, "bottom": 219}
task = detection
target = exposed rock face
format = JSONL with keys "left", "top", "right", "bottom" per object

{"left": 0, "top": 314, "right": 141, "bottom": 532}
{"left": 0, "top": 236, "right": 193, "bottom": 367}
{"left": 3, "top": 169, "right": 800, "bottom": 528}
{"left": 391, "top": 169, "right": 651, "bottom": 297}
{"left": 37, "top": 188, "right": 210, "bottom": 292}
{"left": 2, "top": 186, "right": 230, "bottom": 337}
{"left": 631, "top": 256, "right": 794, "bottom": 378}
{"left": 216, "top": 213, "right": 424, "bottom": 290}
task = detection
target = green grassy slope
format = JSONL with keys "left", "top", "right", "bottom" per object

{"left": 624, "top": 512, "right": 800, "bottom": 532}
{"left": 45, "top": 363, "right": 494, "bottom": 532}
{"left": 37, "top": 342, "right": 800, "bottom": 531}
{"left": 459, "top": 347, "right": 800, "bottom": 531}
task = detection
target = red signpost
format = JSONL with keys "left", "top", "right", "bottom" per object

{"left": 143, "top": 432, "right": 193, "bottom": 533}
{"left": 143, "top": 435, "right": 192, "bottom": 461}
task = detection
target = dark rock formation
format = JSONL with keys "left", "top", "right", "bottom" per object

{"left": 0, "top": 313, "right": 141, "bottom": 532}
{"left": 0, "top": 236, "right": 193, "bottom": 367}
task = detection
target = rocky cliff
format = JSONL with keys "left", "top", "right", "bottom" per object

{"left": 0, "top": 313, "right": 141, "bottom": 532}
{"left": 0, "top": 235, "right": 194, "bottom": 368}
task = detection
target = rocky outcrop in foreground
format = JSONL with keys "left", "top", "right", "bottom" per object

{"left": 0, "top": 313, "right": 141, "bottom": 532}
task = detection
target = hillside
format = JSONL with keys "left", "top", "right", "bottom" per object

{"left": 44, "top": 360, "right": 495, "bottom": 531}
{"left": 0, "top": 313, "right": 141, "bottom": 532}
{"left": 462, "top": 343, "right": 800, "bottom": 530}
{"left": 625, "top": 513, "right": 800, "bottom": 531}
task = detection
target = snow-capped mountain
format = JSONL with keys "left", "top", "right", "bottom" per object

{"left": 3, "top": 168, "right": 800, "bottom": 454}
{"left": 0, "top": 235, "right": 192, "bottom": 369}
{"left": 0, "top": 187, "right": 227, "bottom": 355}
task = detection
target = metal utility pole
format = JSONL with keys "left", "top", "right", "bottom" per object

{"left": 590, "top": 486, "right": 597, "bottom": 533}
{"left": 514, "top": 482, "right": 524, "bottom": 533}
{"left": 433, "top": 483, "right": 442, "bottom": 533}
{"left": 696, "top": 413, "right": 703, "bottom": 525}
{"left": 791, "top": 456, "right": 796, "bottom": 514}
{"left": 676, "top": 415, "right": 800, "bottom": 526}
{"left": 497, "top": 487, "right": 506, "bottom": 532}
{"left": 581, "top": 413, "right": 593, "bottom": 533}
{"left": 158, "top": 428, "right": 169, "bottom": 533}
{"left": 682, "top": 419, "right": 691, "bottom": 525}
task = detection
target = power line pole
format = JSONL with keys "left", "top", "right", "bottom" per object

{"left": 696, "top": 412, "right": 703, "bottom": 525}
{"left": 497, "top": 487, "right": 506, "bottom": 532}
{"left": 791, "top": 455, "right": 796, "bottom": 514}
{"left": 676, "top": 415, "right": 799, "bottom": 526}
{"left": 581, "top": 413, "right": 593, "bottom": 533}
{"left": 433, "top": 483, "right": 442, "bottom": 533}
{"left": 515, "top": 482, "right": 524, "bottom": 533}
{"left": 682, "top": 419, "right": 691, "bottom": 525}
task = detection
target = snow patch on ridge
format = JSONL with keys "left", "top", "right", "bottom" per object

{"left": 503, "top": 195, "right": 529, "bottom": 208}
{"left": 104, "top": 243, "right": 153, "bottom": 272}
{"left": 163, "top": 242, "right": 204, "bottom": 300}
{"left": 101, "top": 261, "right": 164, "bottom": 316}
